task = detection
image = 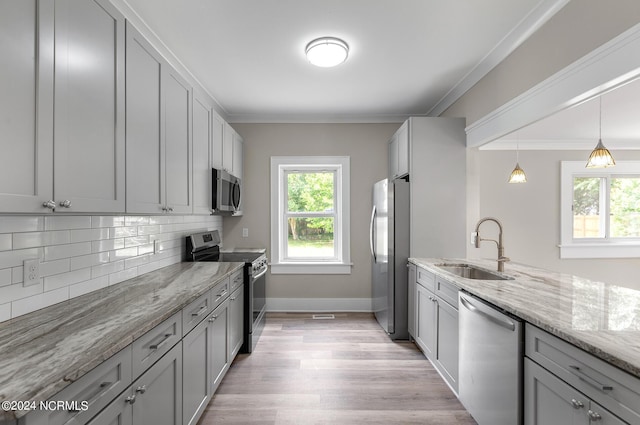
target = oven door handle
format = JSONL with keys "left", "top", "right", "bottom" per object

{"left": 252, "top": 266, "right": 268, "bottom": 280}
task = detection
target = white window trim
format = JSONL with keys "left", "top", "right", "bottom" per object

{"left": 270, "top": 156, "right": 351, "bottom": 274}
{"left": 560, "top": 161, "right": 640, "bottom": 258}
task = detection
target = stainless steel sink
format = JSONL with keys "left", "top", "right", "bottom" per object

{"left": 435, "top": 263, "right": 514, "bottom": 280}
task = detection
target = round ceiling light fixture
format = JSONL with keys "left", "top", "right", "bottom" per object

{"left": 305, "top": 37, "right": 349, "bottom": 68}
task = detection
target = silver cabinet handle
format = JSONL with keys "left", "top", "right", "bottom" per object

{"left": 215, "top": 290, "right": 228, "bottom": 299}
{"left": 230, "top": 296, "right": 238, "bottom": 301}
{"left": 191, "top": 305, "right": 208, "bottom": 317}
{"left": 568, "top": 365, "right": 613, "bottom": 392}
{"left": 588, "top": 410, "right": 602, "bottom": 421}
{"left": 167, "top": 207, "right": 174, "bottom": 212}
{"left": 135, "top": 385, "right": 147, "bottom": 394}
{"left": 571, "top": 399, "right": 584, "bottom": 409}
{"left": 125, "top": 394, "right": 136, "bottom": 404}
{"left": 208, "top": 315, "right": 218, "bottom": 322}
{"left": 149, "top": 333, "right": 172, "bottom": 351}
{"left": 43, "top": 200, "right": 56, "bottom": 210}
{"left": 59, "top": 200, "right": 71, "bottom": 208}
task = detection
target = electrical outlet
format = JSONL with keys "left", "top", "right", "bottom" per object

{"left": 23, "top": 258, "right": 40, "bottom": 287}
{"left": 242, "top": 228, "right": 249, "bottom": 238}
{"left": 470, "top": 232, "right": 478, "bottom": 246}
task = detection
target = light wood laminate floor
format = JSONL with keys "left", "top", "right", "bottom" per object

{"left": 198, "top": 312, "right": 477, "bottom": 425}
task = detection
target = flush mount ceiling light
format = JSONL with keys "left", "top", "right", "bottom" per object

{"left": 305, "top": 37, "right": 349, "bottom": 68}
{"left": 586, "top": 96, "right": 616, "bottom": 168}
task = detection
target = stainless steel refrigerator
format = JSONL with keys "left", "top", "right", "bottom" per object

{"left": 370, "top": 178, "right": 410, "bottom": 339}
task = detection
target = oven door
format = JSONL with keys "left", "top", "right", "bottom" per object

{"left": 246, "top": 263, "right": 267, "bottom": 353}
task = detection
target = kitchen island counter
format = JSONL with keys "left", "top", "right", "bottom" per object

{"left": 409, "top": 258, "right": 640, "bottom": 379}
{"left": 0, "top": 261, "right": 243, "bottom": 421}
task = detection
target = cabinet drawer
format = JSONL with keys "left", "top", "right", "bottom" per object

{"left": 182, "top": 290, "right": 212, "bottom": 336}
{"left": 25, "top": 346, "right": 132, "bottom": 425}
{"left": 435, "top": 276, "right": 459, "bottom": 308}
{"left": 132, "top": 311, "right": 182, "bottom": 378}
{"left": 229, "top": 268, "right": 244, "bottom": 292}
{"left": 211, "top": 278, "right": 230, "bottom": 310}
{"left": 525, "top": 324, "right": 640, "bottom": 424}
{"left": 416, "top": 266, "right": 435, "bottom": 292}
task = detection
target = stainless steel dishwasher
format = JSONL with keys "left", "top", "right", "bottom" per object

{"left": 458, "top": 291, "right": 523, "bottom": 425}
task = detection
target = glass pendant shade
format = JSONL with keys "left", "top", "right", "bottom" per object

{"left": 508, "top": 162, "right": 527, "bottom": 183}
{"left": 586, "top": 139, "right": 616, "bottom": 168}
{"left": 586, "top": 97, "right": 615, "bottom": 168}
{"left": 305, "top": 37, "right": 349, "bottom": 67}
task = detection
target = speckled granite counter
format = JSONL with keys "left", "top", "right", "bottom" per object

{"left": 0, "top": 261, "right": 243, "bottom": 421}
{"left": 409, "top": 258, "right": 640, "bottom": 379}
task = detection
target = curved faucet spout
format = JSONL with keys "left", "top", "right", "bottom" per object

{"left": 474, "top": 217, "right": 509, "bottom": 272}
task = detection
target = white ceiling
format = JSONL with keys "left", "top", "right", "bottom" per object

{"left": 121, "top": 0, "right": 566, "bottom": 122}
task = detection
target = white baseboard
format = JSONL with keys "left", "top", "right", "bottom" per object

{"left": 267, "top": 298, "right": 373, "bottom": 313}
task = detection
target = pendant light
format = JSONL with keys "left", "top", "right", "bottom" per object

{"left": 508, "top": 142, "right": 527, "bottom": 183}
{"left": 586, "top": 97, "right": 616, "bottom": 168}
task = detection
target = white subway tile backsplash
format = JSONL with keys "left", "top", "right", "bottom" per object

{"left": 13, "top": 230, "right": 71, "bottom": 249}
{"left": 44, "top": 242, "right": 92, "bottom": 261}
{"left": 45, "top": 215, "right": 92, "bottom": 231}
{"left": 0, "top": 214, "right": 222, "bottom": 322}
{"left": 11, "top": 287, "right": 69, "bottom": 317}
{"left": 0, "top": 234, "right": 12, "bottom": 251}
{"left": 44, "top": 269, "right": 92, "bottom": 292}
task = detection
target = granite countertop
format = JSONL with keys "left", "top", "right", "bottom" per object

{"left": 0, "top": 261, "right": 243, "bottom": 421}
{"left": 409, "top": 258, "right": 640, "bottom": 379}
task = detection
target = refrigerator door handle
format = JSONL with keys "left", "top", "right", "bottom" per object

{"left": 369, "top": 205, "right": 377, "bottom": 262}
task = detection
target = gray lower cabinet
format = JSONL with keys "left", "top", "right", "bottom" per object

{"left": 525, "top": 358, "right": 625, "bottom": 425}
{"left": 407, "top": 264, "right": 416, "bottom": 338}
{"left": 413, "top": 266, "right": 459, "bottom": 393}
{"left": 182, "top": 312, "right": 213, "bottom": 425}
{"left": 228, "top": 285, "right": 244, "bottom": 360}
{"left": 89, "top": 343, "right": 183, "bottom": 425}
{"left": 211, "top": 299, "right": 230, "bottom": 394}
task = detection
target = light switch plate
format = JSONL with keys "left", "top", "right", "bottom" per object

{"left": 23, "top": 258, "right": 40, "bottom": 287}
{"left": 242, "top": 228, "right": 249, "bottom": 238}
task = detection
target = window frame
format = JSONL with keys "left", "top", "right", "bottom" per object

{"left": 270, "top": 156, "right": 351, "bottom": 274}
{"left": 560, "top": 161, "right": 640, "bottom": 258}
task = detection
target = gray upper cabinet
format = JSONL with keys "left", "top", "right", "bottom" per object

{"left": 0, "top": 0, "right": 125, "bottom": 214}
{"left": 192, "top": 92, "right": 214, "bottom": 215}
{"left": 125, "top": 23, "right": 192, "bottom": 214}
{"left": 389, "top": 120, "right": 409, "bottom": 179}
{"left": 53, "top": 0, "right": 125, "bottom": 213}
{"left": 212, "top": 116, "right": 243, "bottom": 180}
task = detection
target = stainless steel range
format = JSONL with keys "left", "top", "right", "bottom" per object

{"left": 186, "top": 230, "right": 267, "bottom": 353}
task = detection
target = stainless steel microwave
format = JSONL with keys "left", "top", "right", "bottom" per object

{"left": 212, "top": 168, "right": 241, "bottom": 215}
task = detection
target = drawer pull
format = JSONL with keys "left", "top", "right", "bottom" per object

{"left": 125, "top": 394, "right": 136, "bottom": 405}
{"left": 588, "top": 410, "right": 602, "bottom": 421}
{"left": 191, "top": 305, "right": 208, "bottom": 317}
{"left": 215, "top": 290, "right": 228, "bottom": 299}
{"left": 208, "top": 315, "right": 218, "bottom": 323}
{"left": 230, "top": 296, "right": 238, "bottom": 301}
{"left": 149, "top": 333, "right": 172, "bottom": 351}
{"left": 135, "top": 385, "right": 147, "bottom": 394}
{"left": 571, "top": 399, "right": 584, "bottom": 409}
{"left": 568, "top": 365, "right": 613, "bottom": 392}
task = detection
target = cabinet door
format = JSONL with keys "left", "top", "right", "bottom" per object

{"left": 125, "top": 23, "right": 164, "bottom": 214}
{"left": 163, "top": 67, "right": 192, "bottom": 214}
{"left": 415, "top": 284, "right": 436, "bottom": 358}
{"left": 223, "top": 122, "right": 234, "bottom": 173}
{"left": 396, "top": 121, "right": 409, "bottom": 177}
{"left": 132, "top": 342, "right": 183, "bottom": 425}
{"left": 0, "top": 0, "right": 53, "bottom": 213}
{"left": 228, "top": 285, "right": 244, "bottom": 360}
{"left": 86, "top": 394, "right": 133, "bottom": 425}
{"left": 388, "top": 133, "right": 398, "bottom": 179}
{"left": 525, "top": 358, "right": 587, "bottom": 425}
{"left": 232, "top": 131, "right": 243, "bottom": 180}
{"left": 182, "top": 313, "right": 212, "bottom": 425}
{"left": 435, "top": 297, "right": 458, "bottom": 392}
{"left": 192, "top": 93, "right": 213, "bottom": 215}
{"left": 210, "top": 299, "right": 229, "bottom": 394}
{"left": 407, "top": 264, "right": 416, "bottom": 337}
{"left": 53, "top": 0, "right": 125, "bottom": 213}
{"left": 211, "top": 112, "right": 225, "bottom": 170}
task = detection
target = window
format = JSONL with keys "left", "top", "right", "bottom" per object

{"left": 270, "top": 156, "right": 351, "bottom": 274}
{"left": 560, "top": 161, "right": 640, "bottom": 258}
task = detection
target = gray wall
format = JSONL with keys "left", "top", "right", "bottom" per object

{"left": 223, "top": 123, "right": 399, "bottom": 309}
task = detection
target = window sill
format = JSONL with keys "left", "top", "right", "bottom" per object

{"left": 270, "top": 263, "right": 353, "bottom": 275}
{"left": 559, "top": 242, "right": 640, "bottom": 259}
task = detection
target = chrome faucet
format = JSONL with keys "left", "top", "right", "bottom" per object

{"left": 474, "top": 217, "right": 509, "bottom": 272}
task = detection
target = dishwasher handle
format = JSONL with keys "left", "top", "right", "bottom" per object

{"left": 460, "top": 294, "right": 516, "bottom": 331}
